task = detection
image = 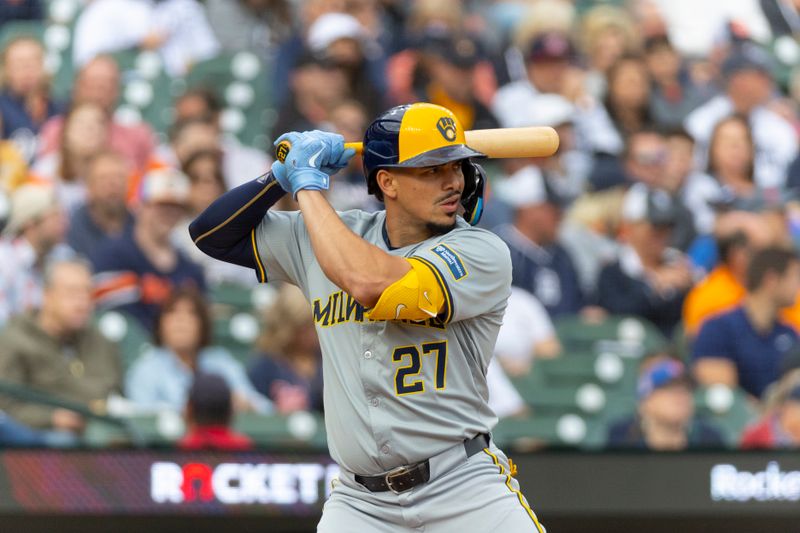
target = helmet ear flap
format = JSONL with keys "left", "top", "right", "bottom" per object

{"left": 460, "top": 160, "right": 485, "bottom": 226}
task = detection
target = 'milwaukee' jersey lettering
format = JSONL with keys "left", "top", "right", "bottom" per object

{"left": 312, "top": 289, "right": 446, "bottom": 329}
{"left": 254, "top": 209, "right": 512, "bottom": 476}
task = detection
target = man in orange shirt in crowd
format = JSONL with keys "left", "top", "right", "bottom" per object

{"left": 683, "top": 210, "right": 800, "bottom": 337}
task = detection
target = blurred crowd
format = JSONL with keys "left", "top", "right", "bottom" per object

{"left": 0, "top": 0, "right": 800, "bottom": 452}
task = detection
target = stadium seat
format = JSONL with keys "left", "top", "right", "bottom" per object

{"left": 184, "top": 52, "right": 273, "bottom": 149}
{"left": 96, "top": 310, "right": 154, "bottom": 372}
{"left": 694, "top": 385, "right": 759, "bottom": 447}
{"left": 234, "top": 411, "right": 328, "bottom": 451}
{"left": 0, "top": 21, "right": 46, "bottom": 48}
{"left": 212, "top": 312, "right": 260, "bottom": 363}
{"left": 493, "top": 412, "right": 608, "bottom": 450}
{"left": 554, "top": 314, "right": 668, "bottom": 358}
{"left": 111, "top": 48, "right": 173, "bottom": 136}
{"left": 513, "top": 352, "right": 639, "bottom": 390}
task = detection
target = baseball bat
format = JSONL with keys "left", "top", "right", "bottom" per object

{"left": 274, "top": 127, "right": 560, "bottom": 163}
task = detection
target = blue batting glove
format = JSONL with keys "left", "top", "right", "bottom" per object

{"left": 270, "top": 160, "right": 291, "bottom": 193}
{"left": 278, "top": 134, "right": 331, "bottom": 197}
{"left": 275, "top": 131, "right": 356, "bottom": 176}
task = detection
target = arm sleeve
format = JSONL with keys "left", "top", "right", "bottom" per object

{"left": 189, "top": 172, "right": 286, "bottom": 283}
{"left": 410, "top": 229, "right": 512, "bottom": 324}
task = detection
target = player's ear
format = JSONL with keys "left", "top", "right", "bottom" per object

{"left": 376, "top": 169, "right": 398, "bottom": 200}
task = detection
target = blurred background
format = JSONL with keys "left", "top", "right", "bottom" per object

{"left": 0, "top": 0, "right": 799, "bottom": 531}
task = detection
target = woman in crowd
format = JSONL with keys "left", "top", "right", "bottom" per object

{"left": 248, "top": 284, "right": 324, "bottom": 414}
{"left": 171, "top": 148, "right": 256, "bottom": 287}
{"left": 577, "top": 53, "right": 653, "bottom": 156}
{"left": 125, "top": 287, "right": 271, "bottom": 414}
{"left": 28, "top": 102, "right": 112, "bottom": 213}
{"left": 706, "top": 114, "right": 759, "bottom": 202}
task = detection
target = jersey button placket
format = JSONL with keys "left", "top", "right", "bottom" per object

{"left": 370, "top": 397, "right": 379, "bottom": 407}
{"left": 364, "top": 350, "right": 373, "bottom": 359}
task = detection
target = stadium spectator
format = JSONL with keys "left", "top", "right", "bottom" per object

{"left": 575, "top": 53, "right": 655, "bottom": 162}
{"left": 0, "top": 257, "right": 122, "bottom": 433}
{"left": 125, "top": 287, "right": 271, "bottom": 414}
{"left": 272, "top": 53, "right": 352, "bottom": 137}
{"left": 0, "top": 0, "right": 43, "bottom": 27}
{"left": 681, "top": 212, "right": 792, "bottom": 338}
{"left": 528, "top": 95, "right": 592, "bottom": 203}
{"left": 162, "top": 90, "right": 269, "bottom": 188}
{"left": 595, "top": 184, "right": 693, "bottom": 337}
{"left": 621, "top": 128, "right": 697, "bottom": 250}
{"left": 324, "top": 99, "right": 376, "bottom": 212}
{"left": 179, "top": 372, "right": 254, "bottom": 451}
{"left": 181, "top": 149, "right": 226, "bottom": 217}
{"left": 486, "top": 357, "right": 527, "bottom": 420}
{"left": 692, "top": 247, "right": 800, "bottom": 398}
{"left": 205, "top": 0, "right": 292, "bottom": 57}
{"left": 493, "top": 165, "right": 585, "bottom": 318}
{"left": 644, "top": 35, "right": 714, "bottom": 128}
{"left": 385, "top": 0, "right": 474, "bottom": 106}
{"left": 493, "top": 286, "right": 561, "bottom": 377}
{"left": 787, "top": 151, "right": 800, "bottom": 193}
{"left": 607, "top": 356, "right": 725, "bottom": 450}
{"left": 761, "top": 0, "right": 800, "bottom": 37}
{"left": 65, "top": 150, "right": 134, "bottom": 259}
{"left": 663, "top": 128, "right": 720, "bottom": 237}
{"left": 578, "top": 5, "right": 640, "bottom": 100}
{"left": 704, "top": 114, "right": 764, "bottom": 205}
{"left": 685, "top": 42, "right": 798, "bottom": 189}
{"left": 492, "top": 31, "right": 581, "bottom": 131}
{"left": 29, "top": 102, "right": 112, "bottom": 213}
{"left": 73, "top": 0, "right": 220, "bottom": 77}
{"left": 741, "top": 381, "right": 800, "bottom": 449}
{"left": 0, "top": 111, "right": 28, "bottom": 191}
{"left": 37, "top": 56, "right": 157, "bottom": 173}
{"left": 248, "top": 284, "right": 323, "bottom": 414}
{"left": 171, "top": 148, "right": 255, "bottom": 286}
{"left": 0, "top": 184, "right": 69, "bottom": 325}
{"left": 0, "top": 36, "right": 60, "bottom": 153}
{"left": 91, "top": 167, "right": 205, "bottom": 329}
{"left": 306, "top": 12, "right": 385, "bottom": 118}
{"left": 414, "top": 32, "right": 499, "bottom": 131}
{"left": 0, "top": 410, "right": 76, "bottom": 448}
{"left": 559, "top": 187, "right": 625, "bottom": 296}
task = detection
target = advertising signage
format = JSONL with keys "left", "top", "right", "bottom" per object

{"left": 1, "top": 450, "right": 800, "bottom": 516}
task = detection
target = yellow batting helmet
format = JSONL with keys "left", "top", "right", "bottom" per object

{"left": 362, "top": 103, "right": 487, "bottom": 224}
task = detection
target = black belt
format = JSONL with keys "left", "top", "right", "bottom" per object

{"left": 355, "top": 433, "right": 490, "bottom": 494}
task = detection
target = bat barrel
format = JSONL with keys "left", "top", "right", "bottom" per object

{"left": 465, "top": 127, "right": 559, "bottom": 159}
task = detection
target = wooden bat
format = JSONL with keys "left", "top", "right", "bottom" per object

{"left": 274, "top": 126, "right": 560, "bottom": 162}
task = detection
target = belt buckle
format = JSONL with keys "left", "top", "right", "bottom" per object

{"left": 384, "top": 466, "right": 411, "bottom": 495}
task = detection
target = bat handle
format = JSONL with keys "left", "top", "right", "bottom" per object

{"left": 274, "top": 140, "right": 363, "bottom": 163}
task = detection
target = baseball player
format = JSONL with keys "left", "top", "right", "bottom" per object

{"left": 189, "top": 102, "right": 545, "bottom": 532}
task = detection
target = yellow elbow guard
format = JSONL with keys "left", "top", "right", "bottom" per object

{"left": 365, "top": 258, "right": 446, "bottom": 321}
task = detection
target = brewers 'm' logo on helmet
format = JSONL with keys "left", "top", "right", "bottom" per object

{"left": 437, "top": 117, "right": 457, "bottom": 142}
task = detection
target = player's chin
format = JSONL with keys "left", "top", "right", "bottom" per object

{"left": 425, "top": 217, "right": 457, "bottom": 236}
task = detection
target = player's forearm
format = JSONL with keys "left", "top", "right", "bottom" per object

{"left": 189, "top": 171, "right": 285, "bottom": 267}
{"left": 297, "top": 190, "right": 409, "bottom": 307}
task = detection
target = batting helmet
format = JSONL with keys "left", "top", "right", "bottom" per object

{"left": 362, "top": 103, "right": 487, "bottom": 225}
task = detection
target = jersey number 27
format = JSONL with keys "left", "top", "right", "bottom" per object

{"left": 392, "top": 341, "right": 447, "bottom": 395}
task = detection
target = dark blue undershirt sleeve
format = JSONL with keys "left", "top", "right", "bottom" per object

{"left": 188, "top": 171, "right": 286, "bottom": 272}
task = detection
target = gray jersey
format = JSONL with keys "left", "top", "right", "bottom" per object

{"left": 254, "top": 209, "right": 511, "bottom": 476}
